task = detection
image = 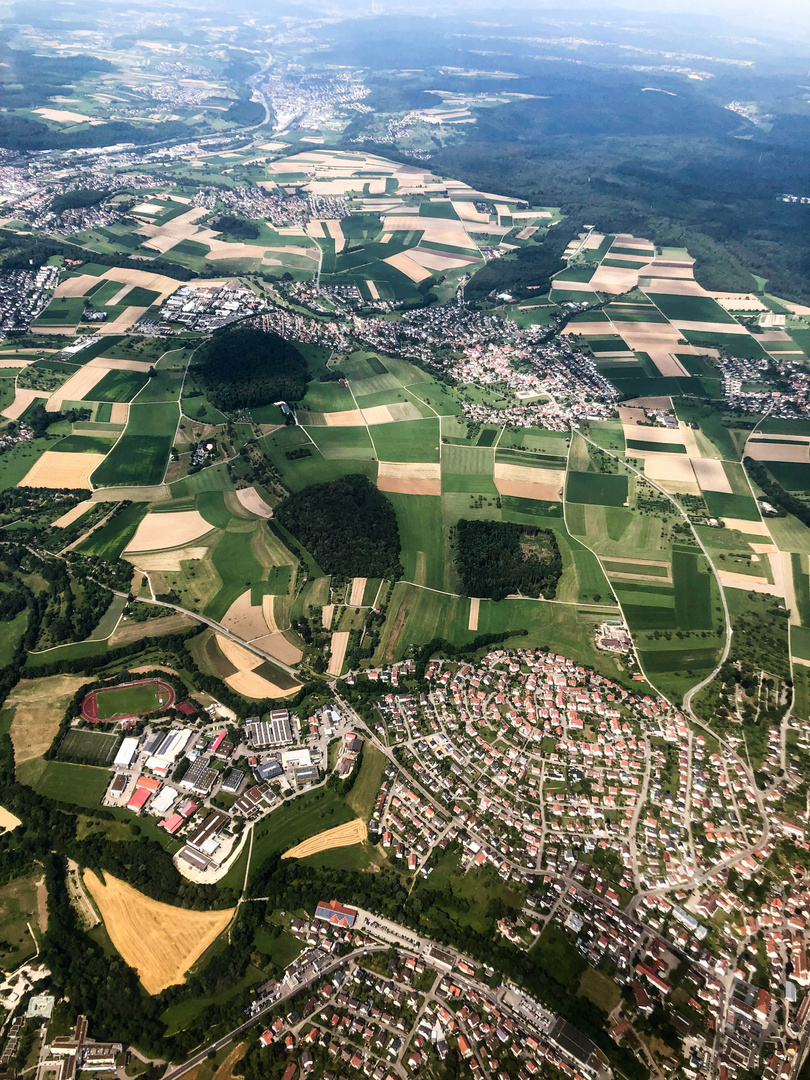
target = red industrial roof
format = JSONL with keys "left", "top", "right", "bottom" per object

{"left": 127, "top": 787, "right": 151, "bottom": 811}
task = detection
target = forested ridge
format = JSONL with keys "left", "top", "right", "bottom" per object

{"left": 455, "top": 519, "right": 562, "bottom": 602}
{"left": 275, "top": 474, "right": 403, "bottom": 582}
{"left": 194, "top": 325, "right": 309, "bottom": 412}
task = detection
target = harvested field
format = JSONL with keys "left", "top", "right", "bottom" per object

{"left": 3, "top": 387, "right": 48, "bottom": 420}
{"left": 366, "top": 281, "right": 380, "bottom": 300}
{"left": 550, "top": 279, "right": 594, "bottom": 293}
{"left": 88, "top": 356, "right": 153, "bottom": 373}
{"left": 235, "top": 487, "right": 273, "bottom": 518}
{"left": 216, "top": 635, "right": 263, "bottom": 672}
{"left": 8, "top": 675, "right": 90, "bottom": 764}
{"left": 641, "top": 277, "right": 704, "bottom": 294}
{"left": 52, "top": 499, "right": 93, "bottom": 528}
{"left": 619, "top": 420, "right": 684, "bottom": 446}
{"left": 129, "top": 546, "right": 208, "bottom": 572}
{"left": 349, "top": 577, "right": 367, "bottom": 606}
{"left": 322, "top": 604, "right": 334, "bottom": 630}
{"left": 588, "top": 265, "right": 640, "bottom": 293}
{"left": 211, "top": 1044, "right": 246, "bottom": 1080}
{"left": 692, "top": 458, "right": 732, "bottom": 493}
{"left": 221, "top": 591, "right": 270, "bottom": 642}
{"left": 250, "top": 632, "right": 303, "bottom": 666}
{"left": 410, "top": 249, "right": 479, "bottom": 272}
{"left": 723, "top": 518, "right": 768, "bottom": 534}
{"left": 262, "top": 594, "right": 280, "bottom": 634}
{"left": 361, "top": 404, "right": 397, "bottom": 426}
{"left": 20, "top": 451, "right": 105, "bottom": 490}
{"left": 99, "top": 306, "right": 148, "bottom": 335}
{"left": 282, "top": 819, "right": 367, "bottom": 859}
{"left": 317, "top": 409, "right": 364, "bottom": 427}
{"left": 131, "top": 202, "right": 164, "bottom": 216}
{"left": 83, "top": 870, "right": 234, "bottom": 995}
{"left": 747, "top": 441, "right": 810, "bottom": 463}
{"left": 717, "top": 571, "right": 782, "bottom": 596}
{"left": 325, "top": 220, "right": 345, "bottom": 252}
{"left": 671, "top": 320, "right": 749, "bottom": 334}
{"left": 225, "top": 669, "right": 300, "bottom": 699}
{"left": 108, "top": 613, "right": 194, "bottom": 648}
{"left": 383, "top": 251, "right": 431, "bottom": 283}
{"left": 110, "top": 403, "right": 129, "bottom": 425}
{"left": 48, "top": 365, "right": 108, "bottom": 411}
{"left": 643, "top": 454, "right": 698, "bottom": 489}
{"left": 35, "top": 107, "right": 103, "bottom": 124}
{"left": 55, "top": 274, "right": 99, "bottom": 298}
{"left": 377, "top": 460, "right": 441, "bottom": 496}
{"left": 124, "top": 511, "right": 212, "bottom": 553}
{"left": 0, "top": 806, "right": 22, "bottom": 833}
{"left": 711, "top": 293, "right": 767, "bottom": 311}
{"left": 468, "top": 596, "right": 480, "bottom": 632}
{"left": 494, "top": 462, "right": 564, "bottom": 501}
{"left": 328, "top": 631, "right": 350, "bottom": 676}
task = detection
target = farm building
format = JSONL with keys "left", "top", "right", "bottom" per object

{"left": 314, "top": 900, "right": 358, "bottom": 929}
{"left": 113, "top": 737, "right": 139, "bottom": 769}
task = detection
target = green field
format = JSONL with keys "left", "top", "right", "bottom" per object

{"left": 702, "top": 490, "right": 761, "bottom": 521}
{"left": 0, "top": 874, "right": 40, "bottom": 971}
{"left": 91, "top": 402, "right": 179, "bottom": 486}
{"left": 53, "top": 434, "right": 117, "bottom": 454}
{"left": 368, "top": 419, "right": 440, "bottom": 463}
{"left": 249, "top": 787, "right": 356, "bottom": 875}
{"left": 646, "top": 293, "right": 737, "bottom": 324}
{"left": 566, "top": 471, "right": 628, "bottom": 506}
{"left": 90, "top": 371, "right": 149, "bottom": 406}
{"left": 77, "top": 503, "right": 148, "bottom": 559}
{"left": 15, "top": 759, "right": 111, "bottom": 808}
{"left": 346, "top": 744, "right": 388, "bottom": 821}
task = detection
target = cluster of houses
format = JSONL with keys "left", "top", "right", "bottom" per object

{"left": 0, "top": 265, "right": 59, "bottom": 334}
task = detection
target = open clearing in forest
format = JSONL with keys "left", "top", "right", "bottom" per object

{"left": 83, "top": 870, "right": 234, "bottom": 995}
{"left": 281, "top": 819, "right": 367, "bottom": 859}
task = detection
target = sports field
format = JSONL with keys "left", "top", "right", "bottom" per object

{"left": 82, "top": 679, "right": 175, "bottom": 721}
{"left": 84, "top": 871, "right": 234, "bottom": 995}
{"left": 57, "top": 728, "right": 121, "bottom": 765}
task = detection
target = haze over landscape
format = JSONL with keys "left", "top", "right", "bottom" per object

{"left": 0, "top": 3, "right": 810, "bottom": 1080}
